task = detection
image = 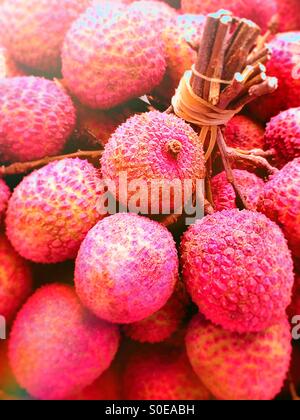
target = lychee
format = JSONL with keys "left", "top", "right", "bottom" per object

{"left": 211, "top": 170, "right": 264, "bottom": 211}
{"left": 186, "top": 314, "right": 292, "bottom": 400}
{"left": 9, "top": 284, "right": 120, "bottom": 400}
{"left": 265, "top": 107, "right": 300, "bottom": 168}
{"left": 62, "top": 6, "right": 166, "bottom": 109}
{"left": 249, "top": 32, "right": 300, "bottom": 122}
{"left": 0, "top": 0, "right": 90, "bottom": 73}
{"left": 176, "top": 13, "right": 206, "bottom": 50}
{"left": 223, "top": 115, "right": 265, "bottom": 151}
{"left": 123, "top": 346, "right": 211, "bottom": 400}
{"left": 128, "top": 0, "right": 177, "bottom": 33}
{"left": 0, "top": 77, "right": 76, "bottom": 163}
{"left": 0, "top": 234, "right": 32, "bottom": 324}
{"left": 123, "top": 281, "right": 189, "bottom": 343}
{"left": 258, "top": 158, "right": 300, "bottom": 258}
{"left": 75, "top": 213, "right": 179, "bottom": 324}
{"left": 180, "top": 209, "right": 294, "bottom": 333}
{"left": 101, "top": 111, "right": 205, "bottom": 214}
{"left": 181, "top": 0, "right": 277, "bottom": 32}
{"left": 6, "top": 158, "right": 103, "bottom": 264}
{"left": 0, "top": 179, "right": 10, "bottom": 221}
{"left": 277, "top": 0, "right": 300, "bottom": 32}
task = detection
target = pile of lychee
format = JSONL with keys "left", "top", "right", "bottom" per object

{"left": 0, "top": 0, "right": 299, "bottom": 401}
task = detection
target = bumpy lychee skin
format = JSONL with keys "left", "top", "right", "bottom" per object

{"left": 101, "top": 111, "right": 205, "bottom": 213}
{"left": 0, "top": 235, "right": 32, "bottom": 324}
{"left": 0, "top": 0, "right": 90, "bottom": 72}
{"left": 265, "top": 107, "right": 300, "bottom": 168}
{"left": 186, "top": 314, "right": 292, "bottom": 401}
{"left": 6, "top": 158, "right": 103, "bottom": 264}
{"left": 176, "top": 14, "right": 206, "bottom": 50}
{"left": 123, "top": 346, "right": 211, "bottom": 400}
{"left": 62, "top": 6, "right": 166, "bottom": 109}
{"left": 75, "top": 213, "right": 179, "bottom": 324}
{"left": 0, "top": 77, "right": 76, "bottom": 163}
{"left": 277, "top": 0, "right": 300, "bottom": 32}
{"left": 128, "top": 0, "right": 177, "bottom": 33}
{"left": 258, "top": 158, "right": 300, "bottom": 258}
{"left": 9, "top": 284, "right": 120, "bottom": 400}
{"left": 211, "top": 170, "right": 264, "bottom": 211}
{"left": 249, "top": 32, "right": 300, "bottom": 122}
{"left": 123, "top": 281, "right": 189, "bottom": 343}
{"left": 181, "top": 0, "right": 277, "bottom": 32}
{"left": 224, "top": 115, "right": 265, "bottom": 151}
{"left": 180, "top": 210, "right": 294, "bottom": 333}
{"left": 0, "top": 179, "right": 10, "bottom": 221}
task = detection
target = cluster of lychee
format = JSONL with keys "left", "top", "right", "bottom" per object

{"left": 0, "top": 0, "right": 299, "bottom": 402}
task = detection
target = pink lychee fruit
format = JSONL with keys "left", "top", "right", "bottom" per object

{"left": 176, "top": 13, "right": 206, "bottom": 50}
{"left": 258, "top": 158, "right": 300, "bottom": 258}
{"left": 181, "top": 0, "right": 277, "bottom": 32}
{"left": 249, "top": 32, "right": 300, "bottom": 122}
{"left": 0, "top": 77, "right": 76, "bottom": 163}
{"left": 0, "top": 0, "right": 91, "bottom": 73}
{"left": 0, "top": 234, "right": 32, "bottom": 324}
{"left": 180, "top": 209, "right": 294, "bottom": 333}
{"left": 101, "top": 111, "right": 205, "bottom": 214}
{"left": 6, "top": 158, "right": 103, "bottom": 264}
{"left": 0, "top": 179, "right": 10, "bottom": 222}
{"left": 9, "top": 284, "right": 120, "bottom": 400}
{"left": 128, "top": 0, "right": 177, "bottom": 33}
{"left": 62, "top": 6, "right": 166, "bottom": 109}
{"left": 123, "top": 346, "right": 211, "bottom": 400}
{"left": 123, "top": 280, "right": 189, "bottom": 343}
{"left": 186, "top": 314, "right": 292, "bottom": 400}
{"left": 265, "top": 107, "right": 300, "bottom": 168}
{"left": 75, "top": 213, "right": 179, "bottom": 324}
{"left": 211, "top": 169, "right": 265, "bottom": 211}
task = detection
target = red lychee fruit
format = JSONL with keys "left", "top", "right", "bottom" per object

{"left": 0, "top": 77, "right": 76, "bottom": 163}
{"left": 211, "top": 170, "right": 264, "bottom": 211}
{"left": 101, "top": 111, "right": 205, "bottom": 214}
{"left": 123, "top": 281, "right": 189, "bottom": 343}
{"left": 186, "top": 314, "right": 292, "bottom": 400}
{"left": 181, "top": 0, "right": 277, "bottom": 32}
{"left": 6, "top": 158, "right": 103, "bottom": 264}
{"left": 123, "top": 346, "right": 211, "bottom": 400}
{"left": 249, "top": 32, "right": 300, "bottom": 122}
{"left": 277, "top": 0, "right": 300, "bottom": 32}
{"left": 62, "top": 6, "right": 166, "bottom": 109}
{"left": 180, "top": 209, "right": 294, "bottom": 333}
{"left": 265, "top": 107, "right": 300, "bottom": 168}
{"left": 0, "top": 47, "right": 24, "bottom": 78}
{"left": 75, "top": 213, "right": 179, "bottom": 324}
{"left": 0, "top": 234, "right": 32, "bottom": 324}
{"left": 128, "top": 0, "right": 177, "bottom": 33}
{"left": 258, "top": 158, "right": 300, "bottom": 258}
{"left": 9, "top": 284, "right": 120, "bottom": 400}
{"left": 224, "top": 115, "right": 265, "bottom": 151}
{"left": 0, "top": 179, "right": 10, "bottom": 221}
{"left": 0, "top": 0, "right": 90, "bottom": 73}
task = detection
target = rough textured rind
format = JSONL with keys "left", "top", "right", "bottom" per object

{"left": 101, "top": 111, "right": 205, "bottom": 213}
{"left": 180, "top": 209, "right": 294, "bottom": 333}
{"left": 265, "top": 107, "right": 300, "bottom": 168}
{"left": 6, "top": 158, "right": 103, "bottom": 264}
{"left": 0, "top": 235, "right": 32, "bottom": 324}
{"left": 75, "top": 213, "right": 179, "bottom": 324}
{"left": 181, "top": 0, "right": 277, "bottom": 31}
{"left": 0, "top": 179, "right": 10, "bottom": 221}
{"left": 0, "top": 77, "right": 76, "bottom": 163}
{"left": 0, "top": 0, "right": 90, "bottom": 72}
{"left": 224, "top": 115, "right": 265, "bottom": 151}
{"left": 123, "top": 281, "right": 189, "bottom": 343}
{"left": 123, "top": 346, "right": 211, "bottom": 400}
{"left": 258, "top": 158, "right": 300, "bottom": 258}
{"left": 176, "top": 14, "right": 206, "bottom": 50}
{"left": 9, "top": 284, "right": 120, "bottom": 400}
{"left": 249, "top": 32, "right": 300, "bottom": 122}
{"left": 128, "top": 0, "right": 177, "bottom": 33}
{"left": 62, "top": 6, "right": 166, "bottom": 109}
{"left": 186, "top": 314, "right": 292, "bottom": 401}
{"left": 211, "top": 170, "right": 264, "bottom": 211}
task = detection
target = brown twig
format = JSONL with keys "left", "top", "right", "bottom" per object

{"left": 226, "top": 147, "right": 278, "bottom": 175}
{"left": 0, "top": 150, "right": 103, "bottom": 177}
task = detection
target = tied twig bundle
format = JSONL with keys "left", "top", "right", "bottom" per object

{"left": 167, "top": 10, "right": 278, "bottom": 209}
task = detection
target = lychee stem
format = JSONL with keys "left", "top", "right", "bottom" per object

{"left": 226, "top": 147, "right": 278, "bottom": 175}
{"left": 167, "top": 140, "right": 182, "bottom": 158}
{"left": 0, "top": 150, "right": 103, "bottom": 177}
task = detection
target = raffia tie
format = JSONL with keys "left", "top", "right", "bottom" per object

{"left": 171, "top": 69, "right": 242, "bottom": 161}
